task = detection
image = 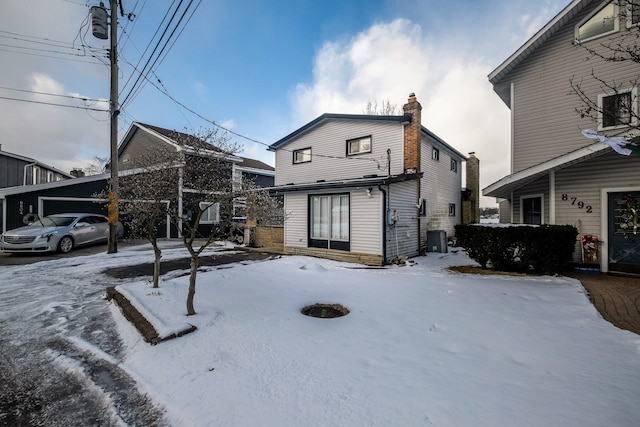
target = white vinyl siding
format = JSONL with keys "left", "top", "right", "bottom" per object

{"left": 285, "top": 189, "right": 383, "bottom": 255}
{"left": 275, "top": 120, "right": 403, "bottom": 186}
{"left": 283, "top": 193, "right": 308, "bottom": 248}
{"left": 420, "top": 139, "right": 462, "bottom": 240}
{"left": 350, "top": 189, "right": 382, "bottom": 255}
{"left": 386, "top": 180, "right": 420, "bottom": 260}
{"left": 506, "top": 4, "right": 638, "bottom": 173}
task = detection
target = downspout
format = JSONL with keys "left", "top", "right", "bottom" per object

{"left": 378, "top": 184, "right": 388, "bottom": 265}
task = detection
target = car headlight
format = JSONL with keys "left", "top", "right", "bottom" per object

{"left": 40, "top": 231, "right": 59, "bottom": 241}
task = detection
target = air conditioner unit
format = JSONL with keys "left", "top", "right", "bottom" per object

{"left": 427, "top": 230, "right": 447, "bottom": 253}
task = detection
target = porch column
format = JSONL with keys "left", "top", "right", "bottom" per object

{"left": 549, "top": 170, "right": 556, "bottom": 224}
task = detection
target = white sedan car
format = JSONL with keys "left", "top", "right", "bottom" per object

{"left": 0, "top": 213, "right": 121, "bottom": 254}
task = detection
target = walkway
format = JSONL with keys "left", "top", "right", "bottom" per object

{"left": 569, "top": 273, "right": 640, "bottom": 335}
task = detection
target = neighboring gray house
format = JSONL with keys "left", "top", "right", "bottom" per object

{"left": 0, "top": 146, "right": 76, "bottom": 231}
{"left": 483, "top": 0, "right": 640, "bottom": 274}
{"left": 268, "top": 93, "right": 469, "bottom": 266}
{"left": 0, "top": 146, "right": 73, "bottom": 188}
{"left": 1, "top": 123, "right": 274, "bottom": 237}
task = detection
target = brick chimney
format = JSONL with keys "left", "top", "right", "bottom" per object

{"left": 70, "top": 168, "right": 85, "bottom": 178}
{"left": 462, "top": 152, "right": 480, "bottom": 224}
{"left": 402, "top": 92, "right": 422, "bottom": 174}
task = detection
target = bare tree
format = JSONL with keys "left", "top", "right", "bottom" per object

{"left": 84, "top": 156, "right": 109, "bottom": 176}
{"left": 164, "top": 128, "right": 280, "bottom": 315}
{"left": 363, "top": 99, "right": 400, "bottom": 115}
{"left": 570, "top": 0, "right": 640, "bottom": 138}
{"left": 118, "top": 147, "right": 180, "bottom": 288}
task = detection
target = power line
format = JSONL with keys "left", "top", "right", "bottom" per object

{"left": 0, "top": 95, "right": 108, "bottom": 112}
{"left": 0, "top": 86, "right": 105, "bottom": 103}
{"left": 117, "top": 59, "right": 384, "bottom": 167}
{"left": 121, "top": 0, "right": 197, "bottom": 109}
{"left": 0, "top": 47, "right": 106, "bottom": 65}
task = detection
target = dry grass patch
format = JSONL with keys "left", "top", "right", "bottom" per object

{"left": 447, "top": 265, "right": 528, "bottom": 276}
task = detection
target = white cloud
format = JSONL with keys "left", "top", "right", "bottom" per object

{"left": 291, "top": 18, "right": 511, "bottom": 206}
{"left": 0, "top": 1, "right": 111, "bottom": 174}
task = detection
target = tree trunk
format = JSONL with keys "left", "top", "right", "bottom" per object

{"left": 152, "top": 241, "right": 161, "bottom": 288}
{"left": 186, "top": 255, "right": 199, "bottom": 315}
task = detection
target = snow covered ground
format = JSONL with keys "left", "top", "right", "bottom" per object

{"left": 1, "top": 241, "right": 638, "bottom": 426}
{"left": 104, "top": 244, "right": 640, "bottom": 427}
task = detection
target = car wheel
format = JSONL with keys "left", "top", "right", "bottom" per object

{"left": 58, "top": 236, "right": 74, "bottom": 253}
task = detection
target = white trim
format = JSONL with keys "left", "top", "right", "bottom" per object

{"left": 520, "top": 193, "right": 545, "bottom": 225}
{"left": 489, "top": 0, "right": 586, "bottom": 84}
{"left": 574, "top": 1, "right": 619, "bottom": 43}
{"left": 600, "top": 185, "right": 640, "bottom": 273}
{"left": 626, "top": 0, "right": 640, "bottom": 28}
{"left": 597, "top": 86, "right": 638, "bottom": 130}
{"left": 483, "top": 142, "right": 610, "bottom": 198}
{"left": 510, "top": 82, "right": 515, "bottom": 173}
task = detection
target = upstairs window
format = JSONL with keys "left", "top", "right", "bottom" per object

{"left": 576, "top": 2, "right": 618, "bottom": 42}
{"left": 448, "top": 203, "right": 456, "bottom": 217}
{"left": 347, "top": 136, "right": 371, "bottom": 155}
{"left": 293, "top": 147, "right": 311, "bottom": 164}
{"left": 450, "top": 159, "right": 457, "bottom": 172}
{"left": 598, "top": 88, "right": 637, "bottom": 129}
{"left": 432, "top": 148, "right": 440, "bottom": 161}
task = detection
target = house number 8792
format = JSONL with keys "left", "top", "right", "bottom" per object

{"left": 561, "top": 193, "right": 592, "bottom": 213}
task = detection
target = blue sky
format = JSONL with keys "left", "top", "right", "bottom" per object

{"left": 0, "top": 0, "right": 566, "bottom": 206}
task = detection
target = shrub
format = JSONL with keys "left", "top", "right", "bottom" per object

{"left": 454, "top": 224, "right": 578, "bottom": 274}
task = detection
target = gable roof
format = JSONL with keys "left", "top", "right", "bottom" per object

{"left": 268, "top": 113, "right": 467, "bottom": 160}
{"left": 489, "top": 0, "right": 593, "bottom": 104}
{"left": 118, "top": 122, "right": 273, "bottom": 173}
{"left": 268, "top": 113, "right": 412, "bottom": 151}
{"left": 0, "top": 149, "right": 74, "bottom": 179}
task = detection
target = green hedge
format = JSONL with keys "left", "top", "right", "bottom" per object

{"left": 454, "top": 224, "right": 578, "bottom": 273}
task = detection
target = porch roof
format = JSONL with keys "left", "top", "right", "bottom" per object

{"left": 482, "top": 142, "right": 610, "bottom": 199}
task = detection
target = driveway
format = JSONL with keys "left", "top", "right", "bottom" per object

{"left": 0, "top": 240, "right": 137, "bottom": 266}
{"left": 0, "top": 242, "right": 173, "bottom": 425}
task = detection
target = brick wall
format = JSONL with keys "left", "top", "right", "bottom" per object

{"left": 402, "top": 93, "right": 422, "bottom": 173}
{"left": 284, "top": 246, "right": 384, "bottom": 266}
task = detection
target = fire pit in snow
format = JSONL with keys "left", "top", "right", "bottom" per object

{"left": 301, "top": 303, "right": 350, "bottom": 318}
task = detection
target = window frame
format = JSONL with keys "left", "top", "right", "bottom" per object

{"left": 293, "top": 147, "right": 312, "bottom": 164}
{"left": 432, "top": 148, "right": 440, "bottom": 161}
{"left": 628, "top": 0, "right": 640, "bottom": 27}
{"left": 308, "top": 193, "right": 350, "bottom": 251}
{"left": 448, "top": 203, "right": 456, "bottom": 217}
{"left": 597, "top": 87, "right": 637, "bottom": 130}
{"left": 450, "top": 158, "right": 458, "bottom": 172}
{"left": 346, "top": 135, "right": 372, "bottom": 156}
{"left": 575, "top": 1, "right": 619, "bottom": 43}
{"left": 520, "top": 194, "right": 544, "bottom": 225}
{"left": 199, "top": 201, "right": 220, "bottom": 224}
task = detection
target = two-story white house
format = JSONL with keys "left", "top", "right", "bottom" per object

{"left": 483, "top": 0, "right": 640, "bottom": 275}
{"left": 268, "top": 93, "right": 470, "bottom": 265}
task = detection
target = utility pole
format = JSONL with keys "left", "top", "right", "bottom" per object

{"left": 107, "top": 0, "right": 119, "bottom": 253}
{"left": 91, "top": 1, "right": 120, "bottom": 253}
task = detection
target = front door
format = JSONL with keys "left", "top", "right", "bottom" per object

{"left": 608, "top": 191, "right": 640, "bottom": 275}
